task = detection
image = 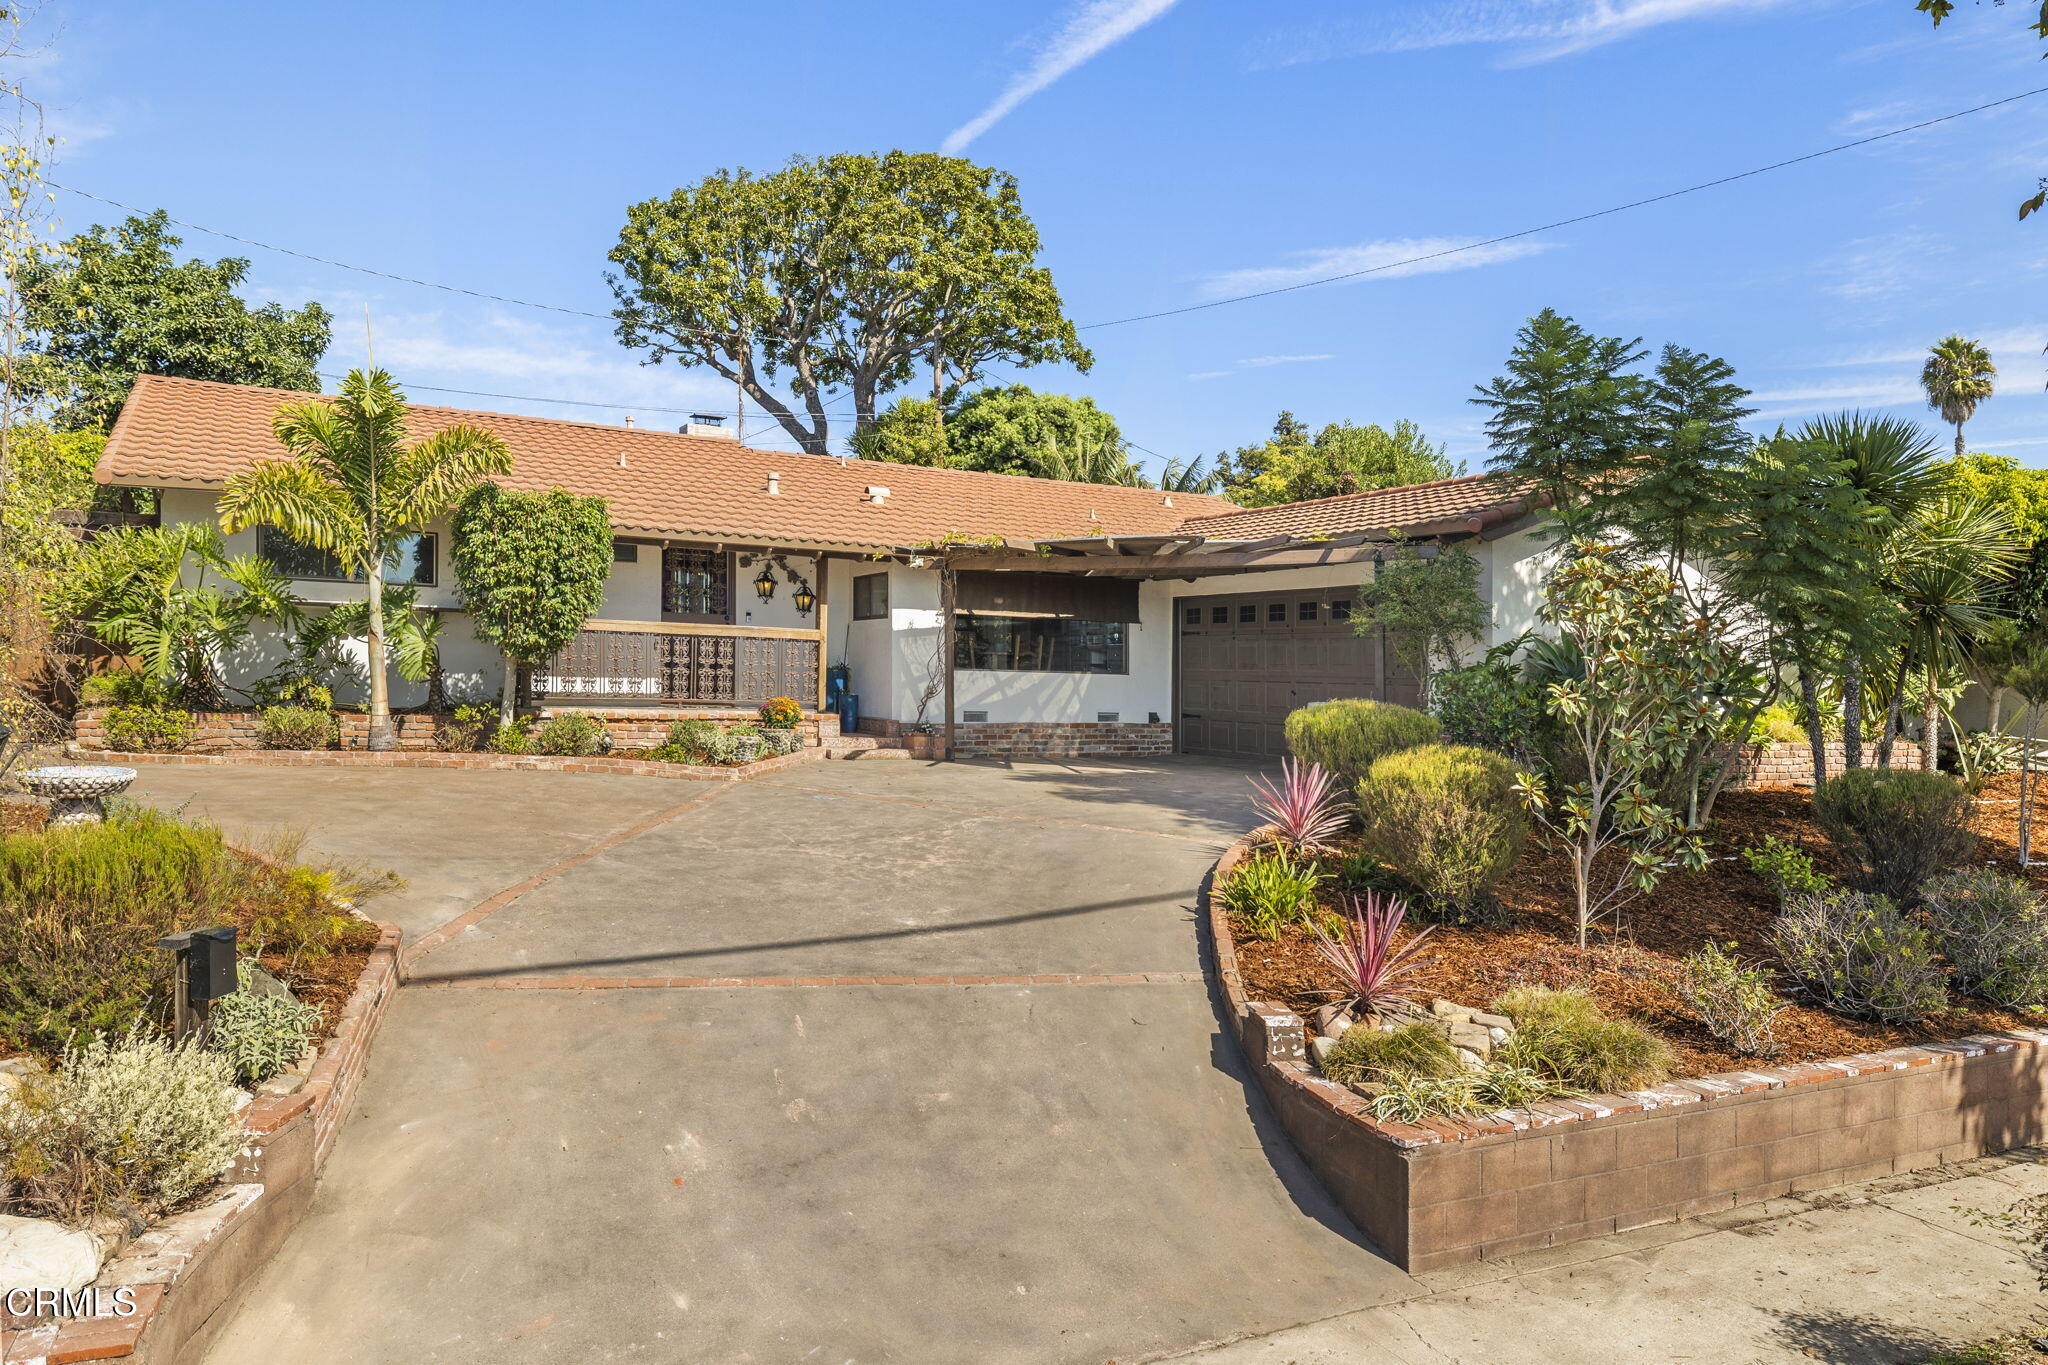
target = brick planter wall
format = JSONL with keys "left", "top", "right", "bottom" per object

{"left": 1722, "top": 740, "right": 1924, "bottom": 790}
{"left": 75, "top": 706, "right": 836, "bottom": 756}
{"left": 950, "top": 720, "right": 1173, "bottom": 759}
{"left": 6, "top": 923, "right": 403, "bottom": 1363}
{"left": 1208, "top": 834, "right": 2048, "bottom": 1272}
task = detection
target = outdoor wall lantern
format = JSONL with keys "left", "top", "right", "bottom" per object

{"left": 792, "top": 581, "right": 816, "bottom": 617}
{"left": 753, "top": 561, "right": 778, "bottom": 602}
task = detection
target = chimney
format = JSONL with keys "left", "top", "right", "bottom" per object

{"left": 623, "top": 415, "right": 635, "bottom": 429}
{"left": 765, "top": 472, "right": 781, "bottom": 496}
{"left": 681, "top": 412, "right": 736, "bottom": 440}
{"left": 864, "top": 485, "right": 890, "bottom": 505}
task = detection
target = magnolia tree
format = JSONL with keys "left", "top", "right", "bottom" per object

{"left": 450, "top": 485, "right": 612, "bottom": 727}
{"left": 1516, "top": 544, "right": 1758, "bottom": 946}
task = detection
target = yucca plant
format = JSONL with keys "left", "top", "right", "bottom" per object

{"left": 1248, "top": 758, "right": 1351, "bottom": 847}
{"left": 1308, "top": 890, "right": 1435, "bottom": 1020}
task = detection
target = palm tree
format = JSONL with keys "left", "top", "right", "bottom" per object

{"left": 307, "top": 586, "right": 450, "bottom": 712}
{"left": 1921, "top": 334, "right": 1997, "bottom": 458}
{"left": 1156, "top": 455, "right": 1221, "bottom": 495}
{"left": 218, "top": 369, "right": 510, "bottom": 749}
{"left": 1887, "top": 491, "right": 2022, "bottom": 771}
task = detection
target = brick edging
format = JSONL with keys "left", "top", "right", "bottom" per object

{"left": 14, "top": 921, "right": 405, "bottom": 1363}
{"left": 67, "top": 745, "right": 827, "bottom": 782}
{"left": 1205, "top": 830, "right": 2048, "bottom": 1149}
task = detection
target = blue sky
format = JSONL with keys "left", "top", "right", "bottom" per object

{"left": 41, "top": 0, "right": 2048, "bottom": 477}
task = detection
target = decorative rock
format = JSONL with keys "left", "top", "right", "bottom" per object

{"left": 1489, "top": 1026, "right": 1511, "bottom": 1046}
{"left": 0, "top": 1215, "right": 103, "bottom": 1296}
{"left": 242, "top": 962, "right": 294, "bottom": 1001}
{"left": 1347, "top": 1080, "right": 1387, "bottom": 1100}
{"left": 1469, "top": 1010, "right": 1514, "bottom": 1032}
{"left": 1454, "top": 1047, "right": 1488, "bottom": 1073}
{"left": 1447, "top": 1021, "right": 1494, "bottom": 1057}
{"left": 1309, "top": 1035, "right": 1338, "bottom": 1063}
{"left": 1312, "top": 1003, "right": 1354, "bottom": 1039}
{"left": 1430, "top": 999, "right": 1472, "bottom": 1023}
{"left": 256, "top": 1068, "right": 310, "bottom": 1097}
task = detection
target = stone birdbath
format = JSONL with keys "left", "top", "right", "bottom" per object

{"left": 15, "top": 764, "right": 137, "bottom": 826}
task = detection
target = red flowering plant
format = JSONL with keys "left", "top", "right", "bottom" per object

{"left": 757, "top": 697, "right": 803, "bottom": 729}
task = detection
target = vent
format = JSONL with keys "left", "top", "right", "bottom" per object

{"left": 766, "top": 472, "right": 782, "bottom": 495}
{"left": 864, "top": 485, "right": 890, "bottom": 504}
{"left": 680, "top": 414, "right": 736, "bottom": 440}
{"left": 961, "top": 709, "right": 989, "bottom": 723}
{"left": 1096, "top": 711, "right": 1120, "bottom": 723}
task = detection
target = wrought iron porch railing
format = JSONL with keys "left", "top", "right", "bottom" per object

{"left": 530, "top": 625, "right": 820, "bottom": 706}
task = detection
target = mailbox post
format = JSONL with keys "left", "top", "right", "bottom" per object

{"left": 157, "top": 926, "right": 238, "bottom": 1039}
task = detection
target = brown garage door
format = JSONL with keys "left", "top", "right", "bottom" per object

{"left": 1174, "top": 589, "right": 1420, "bottom": 759}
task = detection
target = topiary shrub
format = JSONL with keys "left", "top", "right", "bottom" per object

{"left": 206, "top": 964, "right": 321, "bottom": 1084}
{"left": 1319, "top": 1020, "right": 1461, "bottom": 1086}
{"left": 533, "top": 711, "right": 611, "bottom": 757}
{"left": 101, "top": 703, "right": 192, "bottom": 753}
{"left": 258, "top": 704, "right": 338, "bottom": 750}
{"left": 1813, "top": 767, "right": 1976, "bottom": 901}
{"left": 1283, "top": 699, "right": 1440, "bottom": 788}
{"left": 1773, "top": 890, "right": 1949, "bottom": 1022}
{"left": 1491, "top": 986, "right": 1674, "bottom": 1092}
{"left": 0, "top": 1028, "right": 243, "bottom": 1224}
{"left": 1356, "top": 743, "right": 1527, "bottom": 920}
{"left": 1922, "top": 868, "right": 2048, "bottom": 1009}
{"left": 757, "top": 696, "right": 803, "bottom": 728}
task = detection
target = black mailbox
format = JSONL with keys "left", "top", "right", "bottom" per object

{"left": 158, "top": 926, "right": 239, "bottom": 1004}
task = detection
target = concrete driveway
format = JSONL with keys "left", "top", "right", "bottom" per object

{"left": 132, "top": 757, "right": 1410, "bottom": 1364}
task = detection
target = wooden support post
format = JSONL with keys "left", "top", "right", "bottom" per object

{"left": 940, "top": 559, "right": 957, "bottom": 762}
{"left": 813, "top": 555, "right": 831, "bottom": 711}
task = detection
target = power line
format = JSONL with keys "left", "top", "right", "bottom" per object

{"left": 1077, "top": 84, "right": 2048, "bottom": 330}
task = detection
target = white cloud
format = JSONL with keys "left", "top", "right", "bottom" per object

{"left": 1746, "top": 378, "right": 1924, "bottom": 421}
{"left": 1198, "top": 236, "right": 1552, "bottom": 298}
{"left": 1185, "top": 370, "right": 1233, "bottom": 381}
{"left": 1253, "top": 0, "right": 1803, "bottom": 70}
{"left": 1237, "top": 353, "right": 1336, "bottom": 368}
{"left": 941, "top": 0, "right": 1182, "bottom": 154}
{"left": 1811, "top": 326, "right": 2048, "bottom": 370}
{"left": 1818, "top": 230, "right": 1940, "bottom": 303}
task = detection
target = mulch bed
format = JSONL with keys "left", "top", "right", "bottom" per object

{"left": 1228, "top": 773, "right": 2048, "bottom": 1078}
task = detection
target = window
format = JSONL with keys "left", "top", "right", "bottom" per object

{"left": 954, "top": 614, "right": 1128, "bottom": 674}
{"left": 1238, "top": 604, "right": 1257, "bottom": 623}
{"left": 1298, "top": 601, "right": 1319, "bottom": 621}
{"left": 1211, "top": 605, "right": 1228, "bottom": 624}
{"left": 1331, "top": 599, "right": 1353, "bottom": 621}
{"left": 853, "top": 573, "right": 890, "bottom": 621}
{"left": 261, "top": 528, "right": 436, "bottom": 586}
{"left": 612, "top": 541, "right": 640, "bottom": 563}
{"left": 1267, "top": 602, "right": 1287, "bottom": 622}
{"left": 662, "top": 547, "right": 730, "bottom": 622}
{"left": 1183, "top": 606, "right": 1201, "bottom": 625}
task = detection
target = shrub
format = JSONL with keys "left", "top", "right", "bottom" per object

{"left": 1307, "top": 891, "right": 1434, "bottom": 1017}
{"left": 0, "top": 809, "right": 242, "bottom": 1053}
{"left": 1221, "top": 852, "right": 1327, "bottom": 940}
{"left": 1675, "top": 942, "right": 1785, "bottom": 1057}
{"left": 1491, "top": 987, "right": 1674, "bottom": 1092}
{"left": 1319, "top": 1020, "right": 1461, "bottom": 1085}
{"left": 0, "top": 1028, "right": 243, "bottom": 1224}
{"left": 1356, "top": 743, "right": 1527, "bottom": 920}
{"left": 1747, "top": 701, "right": 1810, "bottom": 745}
{"left": 206, "top": 964, "right": 321, "bottom": 1084}
{"left": 1249, "top": 758, "right": 1351, "bottom": 846}
{"left": 486, "top": 716, "right": 535, "bottom": 754}
{"left": 1283, "top": 699, "right": 1440, "bottom": 787}
{"left": 101, "top": 703, "right": 192, "bottom": 753}
{"left": 1427, "top": 653, "right": 1545, "bottom": 756}
{"left": 1773, "top": 890, "right": 1950, "bottom": 1022}
{"left": 757, "top": 697, "right": 803, "bottom": 728}
{"left": 244, "top": 865, "right": 372, "bottom": 962}
{"left": 664, "top": 719, "right": 719, "bottom": 760}
{"left": 1922, "top": 869, "right": 2048, "bottom": 1008}
{"left": 250, "top": 674, "right": 334, "bottom": 711}
{"left": 257, "top": 704, "right": 338, "bottom": 750}
{"left": 1813, "top": 767, "right": 1976, "bottom": 901}
{"left": 78, "top": 670, "right": 171, "bottom": 708}
{"left": 1742, "top": 835, "right": 1832, "bottom": 905}
{"left": 533, "top": 712, "right": 611, "bottom": 757}
{"left": 435, "top": 702, "right": 494, "bottom": 752}
{"left": 1365, "top": 1064, "right": 1574, "bottom": 1123}
{"left": 707, "top": 726, "right": 764, "bottom": 765}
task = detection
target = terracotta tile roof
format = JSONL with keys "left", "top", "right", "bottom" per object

{"left": 96, "top": 374, "right": 1236, "bottom": 552}
{"left": 1173, "top": 472, "right": 1538, "bottom": 541}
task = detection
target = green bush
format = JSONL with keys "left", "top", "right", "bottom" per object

{"left": 1356, "top": 743, "right": 1527, "bottom": 920}
{"left": 78, "top": 670, "right": 171, "bottom": 708}
{"left": 206, "top": 964, "right": 321, "bottom": 1083}
{"left": 662, "top": 719, "right": 719, "bottom": 761}
{"left": 1283, "top": 699, "right": 1440, "bottom": 787}
{"left": 1773, "top": 890, "right": 1950, "bottom": 1022}
{"left": 1221, "top": 852, "right": 1327, "bottom": 940}
{"left": 1427, "top": 655, "right": 1544, "bottom": 756}
{"left": 486, "top": 716, "right": 535, "bottom": 754}
{"left": 1813, "top": 768, "right": 1976, "bottom": 901}
{"left": 250, "top": 674, "right": 334, "bottom": 711}
{"left": 1319, "top": 1021, "right": 1461, "bottom": 1085}
{"left": 102, "top": 703, "right": 192, "bottom": 753}
{"left": 257, "top": 704, "right": 338, "bottom": 750}
{"left": 435, "top": 702, "right": 494, "bottom": 752}
{"left": 1742, "top": 835, "right": 1832, "bottom": 905}
{"left": 1364, "top": 1063, "right": 1575, "bottom": 1122}
{"left": 1922, "top": 869, "right": 2048, "bottom": 1009}
{"left": 707, "top": 725, "right": 764, "bottom": 765}
{"left": 0, "top": 1028, "right": 242, "bottom": 1224}
{"left": 244, "top": 864, "right": 375, "bottom": 962}
{"left": 1675, "top": 942, "right": 1785, "bottom": 1057}
{"left": 1491, "top": 987, "right": 1674, "bottom": 1092}
{"left": 533, "top": 712, "right": 611, "bottom": 757}
{"left": 0, "top": 809, "right": 243, "bottom": 1053}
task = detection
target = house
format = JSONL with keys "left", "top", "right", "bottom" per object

{"left": 93, "top": 374, "right": 1551, "bottom": 759}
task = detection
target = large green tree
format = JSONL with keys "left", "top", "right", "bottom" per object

{"left": 609, "top": 152, "right": 1089, "bottom": 454}
{"left": 19, "top": 210, "right": 330, "bottom": 432}
{"left": 450, "top": 485, "right": 613, "bottom": 727}
{"left": 1920, "top": 334, "right": 1996, "bottom": 458}
{"left": 1473, "top": 309, "right": 1650, "bottom": 539}
{"left": 217, "top": 370, "right": 510, "bottom": 749}
{"left": 1213, "top": 413, "right": 1457, "bottom": 507}
{"left": 852, "top": 385, "right": 1144, "bottom": 484}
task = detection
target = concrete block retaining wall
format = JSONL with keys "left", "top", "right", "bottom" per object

{"left": 1208, "top": 836, "right": 2048, "bottom": 1271}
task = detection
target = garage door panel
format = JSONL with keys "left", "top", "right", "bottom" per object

{"left": 1177, "top": 591, "right": 1383, "bottom": 759}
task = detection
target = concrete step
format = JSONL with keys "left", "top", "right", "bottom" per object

{"left": 821, "top": 736, "right": 913, "bottom": 760}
